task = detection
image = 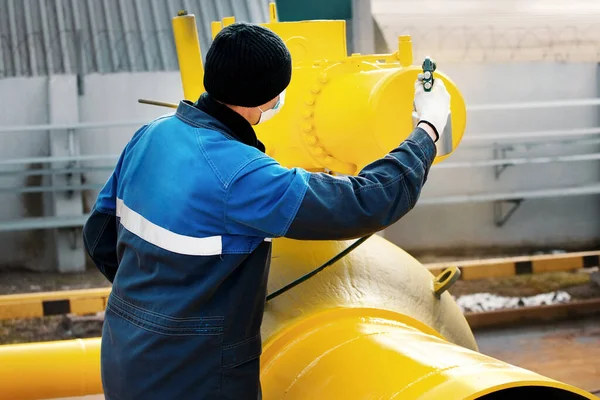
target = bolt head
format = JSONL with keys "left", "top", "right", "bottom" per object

{"left": 306, "top": 135, "right": 317, "bottom": 145}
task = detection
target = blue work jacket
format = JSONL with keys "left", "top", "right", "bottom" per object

{"left": 83, "top": 93, "right": 436, "bottom": 399}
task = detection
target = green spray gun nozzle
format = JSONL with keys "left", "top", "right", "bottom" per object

{"left": 413, "top": 56, "right": 453, "bottom": 156}
{"left": 422, "top": 57, "right": 436, "bottom": 92}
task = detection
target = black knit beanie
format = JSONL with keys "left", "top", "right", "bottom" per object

{"left": 203, "top": 22, "right": 292, "bottom": 108}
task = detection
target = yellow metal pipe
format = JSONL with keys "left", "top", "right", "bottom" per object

{"left": 397, "top": 35, "right": 413, "bottom": 67}
{"left": 1, "top": 309, "right": 597, "bottom": 399}
{"left": 0, "top": 338, "right": 102, "bottom": 400}
{"left": 263, "top": 236, "right": 478, "bottom": 351}
{"left": 261, "top": 308, "right": 598, "bottom": 399}
{"left": 211, "top": 20, "right": 222, "bottom": 39}
{"left": 222, "top": 16, "right": 235, "bottom": 27}
{"left": 269, "top": 2, "right": 278, "bottom": 23}
{"left": 172, "top": 10, "right": 204, "bottom": 101}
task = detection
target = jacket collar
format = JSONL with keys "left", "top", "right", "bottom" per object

{"left": 175, "top": 93, "right": 266, "bottom": 152}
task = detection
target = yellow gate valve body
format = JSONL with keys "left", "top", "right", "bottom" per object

{"left": 173, "top": 7, "right": 466, "bottom": 174}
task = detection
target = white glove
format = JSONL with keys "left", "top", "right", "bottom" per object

{"left": 413, "top": 75, "right": 451, "bottom": 141}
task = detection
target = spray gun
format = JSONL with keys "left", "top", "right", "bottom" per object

{"left": 412, "top": 57, "right": 453, "bottom": 156}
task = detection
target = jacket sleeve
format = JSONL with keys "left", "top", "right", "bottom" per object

{"left": 224, "top": 127, "right": 436, "bottom": 240}
{"left": 83, "top": 152, "right": 124, "bottom": 283}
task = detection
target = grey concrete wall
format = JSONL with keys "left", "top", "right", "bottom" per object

{"left": 0, "top": 72, "right": 182, "bottom": 271}
{"left": 0, "top": 77, "right": 55, "bottom": 270}
{"left": 0, "top": 64, "right": 598, "bottom": 271}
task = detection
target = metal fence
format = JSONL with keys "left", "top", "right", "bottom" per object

{"left": 0, "top": 97, "right": 599, "bottom": 231}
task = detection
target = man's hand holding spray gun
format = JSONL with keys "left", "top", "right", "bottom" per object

{"left": 412, "top": 57, "right": 453, "bottom": 156}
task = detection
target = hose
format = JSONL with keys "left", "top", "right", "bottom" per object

{"left": 266, "top": 234, "right": 373, "bottom": 301}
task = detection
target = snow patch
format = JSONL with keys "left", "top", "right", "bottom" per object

{"left": 454, "top": 291, "right": 571, "bottom": 313}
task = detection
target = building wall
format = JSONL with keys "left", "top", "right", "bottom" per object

{"left": 0, "top": 77, "right": 54, "bottom": 270}
{"left": 0, "top": 72, "right": 182, "bottom": 271}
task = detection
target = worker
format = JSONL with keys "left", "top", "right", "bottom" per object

{"left": 83, "top": 22, "right": 450, "bottom": 400}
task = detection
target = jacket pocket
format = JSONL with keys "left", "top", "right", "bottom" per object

{"left": 222, "top": 333, "right": 262, "bottom": 369}
{"left": 102, "top": 295, "right": 225, "bottom": 399}
{"left": 220, "top": 334, "right": 263, "bottom": 399}
{"left": 107, "top": 293, "right": 224, "bottom": 336}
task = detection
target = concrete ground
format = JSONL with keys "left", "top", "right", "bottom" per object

{"left": 475, "top": 316, "right": 600, "bottom": 393}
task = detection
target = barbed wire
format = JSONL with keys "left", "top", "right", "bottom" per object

{"left": 381, "top": 24, "right": 600, "bottom": 63}
{"left": 2, "top": 23, "right": 600, "bottom": 78}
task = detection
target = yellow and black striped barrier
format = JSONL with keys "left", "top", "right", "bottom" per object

{"left": 0, "top": 251, "right": 598, "bottom": 320}
{"left": 427, "top": 250, "right": 600, "bottom": 281}
{"left": 0, "top": 288, "right": 110, "bottom": 320}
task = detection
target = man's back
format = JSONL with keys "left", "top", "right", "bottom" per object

{"left": 96, "top": 106, "right": 291, "bottom": 399}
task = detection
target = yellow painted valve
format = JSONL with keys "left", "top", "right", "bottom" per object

{"left": 173, "top": 6, "right": 466, "bottom": 175}
{"left": 172, "top": 10, "right": 204, "bottom": 101}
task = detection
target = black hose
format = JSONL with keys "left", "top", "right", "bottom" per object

{"left": 266, "top": 234, "right": 373, "bottom": 302}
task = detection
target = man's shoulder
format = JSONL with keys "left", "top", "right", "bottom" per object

{"left": 196, "top": 130, "right": 271, "bottom": 188}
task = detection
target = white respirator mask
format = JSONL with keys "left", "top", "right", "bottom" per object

{"left": 256, "top": 90, "right": 286, "bottom": 124}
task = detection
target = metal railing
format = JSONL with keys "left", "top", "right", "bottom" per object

{"left": 0, "top": 97, "right": 599, "bottom": 230}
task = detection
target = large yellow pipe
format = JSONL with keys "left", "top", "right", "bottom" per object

{"left": 0, "top": 237, "right": 598, "bottom": 399}
{"left": 0, "top": 310, "right": 597, "bottom": 399}
{"left": 261, "top": 308, "right": 596, "bottom": 399}
{"left": 0, "top": 338, "right": 102, "bottom": 399}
